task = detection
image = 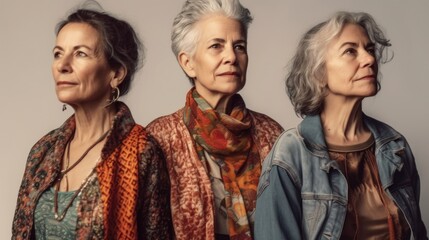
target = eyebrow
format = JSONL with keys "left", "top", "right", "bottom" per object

{"left": 234, "top": 39, "right": 247, "bottom": 45}
{"left": 339, "top": 41, "right": 375, "bottom": 49}
{"left": 52, "top": 45, "right": 93, "bottom": 52}
{"left": 209, "top": 38, "right": 247, "bottom": 44}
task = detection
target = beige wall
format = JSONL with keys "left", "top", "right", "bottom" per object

{"left": 1, "top": 0, "right": 428, "bottom": 237}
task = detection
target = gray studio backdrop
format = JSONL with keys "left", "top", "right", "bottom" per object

{"left": 1, "top": 0, "right": 428, "bottom": 237}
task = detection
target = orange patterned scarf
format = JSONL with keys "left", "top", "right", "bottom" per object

{"left": 183, "top": 88, "right": 260, "bottom": 239}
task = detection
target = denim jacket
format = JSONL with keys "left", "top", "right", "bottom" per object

{"left": 255, "top": 114, "right": 427, "bottom": 240}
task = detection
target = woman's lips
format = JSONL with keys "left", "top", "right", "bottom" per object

{"left": 56, "top": 81, "right": 77, "bottom": 86}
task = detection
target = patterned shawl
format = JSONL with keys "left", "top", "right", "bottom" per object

{"left": 183, "top": 88, "right": 260, "bottom": 239}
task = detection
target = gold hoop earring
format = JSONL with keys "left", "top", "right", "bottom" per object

{"left": 105, "top": 87, "right": 120, "bottom": 108}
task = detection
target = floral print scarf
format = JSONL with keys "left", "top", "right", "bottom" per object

{"left": 183, "top": 88, "right": 260, "bottom": 239}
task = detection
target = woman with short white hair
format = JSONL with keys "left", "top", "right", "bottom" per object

{"left": 147, "top": 0, "right": 283, "bottom": 239}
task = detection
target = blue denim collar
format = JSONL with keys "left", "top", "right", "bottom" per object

{"left": 298, "top": 115, "right": 328, "bottom": 157}
{"left": 298, "top": 114, "right": 401, "bottom": 148}
{"left": 298, "top": 114, "right": 404, "bottom": 183}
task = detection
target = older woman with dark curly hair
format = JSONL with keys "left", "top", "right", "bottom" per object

{"left": 147, "top": 0, "right": 283, "bottom": 239}
{"left": 255, "top": 11, "right": 427, "bottom": 240}
{"left": 12, "top": 4, "right": 172, "bottom": 239}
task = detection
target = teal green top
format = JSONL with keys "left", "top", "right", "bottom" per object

{"left": 34, "top": 187, "right": 79, "bottom": 240}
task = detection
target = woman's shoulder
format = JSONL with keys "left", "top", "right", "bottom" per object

{"left": 146, "top": 109, "right": 189, "bottom": 146}
{"left": 363, "top": 114, "right": 404, "bottom": 139}
{"left": 127, "top": 124, "right": 158, "bottom": 147}
{"left": 146, "top": 108, "right": 184, "bottom": 130}
{"left": 272, "top": 128, "right": 304, "bottom": 152}
{"left": 248, "top": 109, "right": 284, "bottom": 135}
{"left": 260, "top": 128, "right": 308, "bottom": 184}
{"left": 266, "top": 128, "right": 309, "bottom": 166}
{"left": 30, "top": 115, "right": 76, "bottom": 151}
{"left": 114, "top": 124, "right": 163, "bottom": 162}
{"left": 30, "top": 127, "right": 63, "bottom": 151}
{"left": 249, "top": 110, "right": 282, "bottom": 126}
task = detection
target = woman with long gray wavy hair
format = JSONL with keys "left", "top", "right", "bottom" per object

{"left": 255, "top": 11, "right": 427, "bottom": 240}
{"left": 147, "top": 0, "right": 283, "bottom": 239}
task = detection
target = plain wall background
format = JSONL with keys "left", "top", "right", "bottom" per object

{"left": 1, "top": 0, "right": 428, "bottom": 237}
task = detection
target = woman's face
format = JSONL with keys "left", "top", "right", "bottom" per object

{"left": 324, "top": 23, "right": 378, "bottom": 100}
{"left": 52, "top": 22, "right": 114, "bottom": 108}
{"left": 180, "top": 15, "right": 248, "bottom": 107}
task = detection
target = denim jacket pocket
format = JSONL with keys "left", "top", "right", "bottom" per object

{"left": 301, "top": 194, "right": 347, "bottom": 240}
{"left": 302, "top": 198, "right": 328, "bottom": 238}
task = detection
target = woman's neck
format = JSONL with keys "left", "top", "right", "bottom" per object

{"left": 71, "top": 103, "right": 116, "bottom": 143}
{"left": 194, "top": 86, "right": 234, "bottom": 112}
{"left": 321, "top": 96, "right": 370, "bottom": 146}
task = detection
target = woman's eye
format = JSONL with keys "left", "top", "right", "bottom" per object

{"left": 234, "top": 44, "right": 247, "bottom": 52}
{"left": 344, "top": 48, "right": 357, "bottom": 55}
{"left": 367, "top": 47, "right": 376, "bottom": 56}
{"left": 53, "top": 51, "right": 61, "bottom": 59}
{"left": 76, "top": 51, "right": 88, "bottom": 57}
{"left": 209, "top": 43, "right": 221, "bottom": 49}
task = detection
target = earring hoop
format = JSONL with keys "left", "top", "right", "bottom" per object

{"left": 105, "top": 87, "right": 120, "bottom": 108}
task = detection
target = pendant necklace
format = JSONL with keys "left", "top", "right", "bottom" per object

{"left": 54, "top": 129, "right": 110, "bottom": 221}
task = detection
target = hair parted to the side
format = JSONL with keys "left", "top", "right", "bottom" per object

{"left": 55, "top": 0, "right": 144, "bottom": 97}
{"left": 286, "top": 11, "right": 392, "bottom": 117}
{"left": 171, "top": 0, "right": 253, "bottom": 83}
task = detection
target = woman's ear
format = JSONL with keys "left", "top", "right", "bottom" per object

{"left": 110, "top": 66, "right": 127, "bottom": 88}
{"left": 178, "top": 51, "right": 196, "bottom": 78}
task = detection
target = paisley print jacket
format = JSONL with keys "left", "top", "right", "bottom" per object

{"left": 12, "top": 102, "right": 173, "bottom": 240}
{"left": 146, "top": 108, "right": 283, "bottom": 240}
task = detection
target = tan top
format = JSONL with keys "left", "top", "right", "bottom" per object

{"left": 327, "top": 135, "right": 410, "bottom": 240}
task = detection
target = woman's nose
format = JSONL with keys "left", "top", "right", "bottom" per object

{"left": 55, "top": 55, "right": 72, "bottom": 73}
{"left": 223, "top": 45, "right": 237, "bottom": 64}
{"left": 361, "top": 50, "right": 375, "bottom": 68}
